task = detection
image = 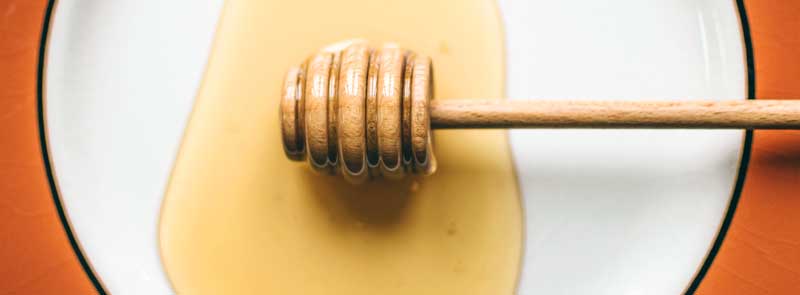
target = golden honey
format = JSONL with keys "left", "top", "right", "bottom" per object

{"left": 159, "top": 0, "right": 522, "bottom": 293}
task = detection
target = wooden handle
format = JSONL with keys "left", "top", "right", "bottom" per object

{"left": 430, "top": 99, "right": 800, "bottom": 129}
{"left": 281, "top": 41, "right": 800, "bottom": 181}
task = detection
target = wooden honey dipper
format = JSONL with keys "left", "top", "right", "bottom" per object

{"left": 280, "top": 41, "right": 800, "bottom": 183}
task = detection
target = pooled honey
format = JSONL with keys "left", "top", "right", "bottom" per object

{"left": 158, "top": 0, "right": 522, "bottom": 293}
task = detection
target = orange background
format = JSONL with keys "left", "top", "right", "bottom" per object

{"left": 0, "top": 0, "right": 97, "bottom": 294}
{"left": 697, "top": 0, "right": 800, "bottom": 294}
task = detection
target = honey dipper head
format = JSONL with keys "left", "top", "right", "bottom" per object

{"left": 280, "top": 42, "right": 436, "bottom": 183}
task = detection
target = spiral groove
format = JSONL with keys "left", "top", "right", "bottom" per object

{"left": 280, "top": 42, "right": 436, "bottom": 183}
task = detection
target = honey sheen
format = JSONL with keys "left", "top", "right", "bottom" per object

{"left": 158, "top": 0, "right": 523, "bottom": 293}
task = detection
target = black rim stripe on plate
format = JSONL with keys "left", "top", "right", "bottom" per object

{"left": 685, "top": 0, "right": 755, "bottom": 293}
{"left": 37, "top": 0, "right": 107, "bottom": 293}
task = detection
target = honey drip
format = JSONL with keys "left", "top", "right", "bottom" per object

{"left": 159, "top": 0, "right": 522, "bottom": 293}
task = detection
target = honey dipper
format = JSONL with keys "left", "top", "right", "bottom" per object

{"left": 280, "top": 42, "right": 800, "bottom": 183}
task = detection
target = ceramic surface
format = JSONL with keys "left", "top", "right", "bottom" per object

{"left": 44, "top": 0, "right": 745, "bottom": 293}
{"left": 45, "top": 1, "right": 223, "bottom": 293}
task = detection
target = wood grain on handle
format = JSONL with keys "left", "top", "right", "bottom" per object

{"left": 282, "top": 41, "right": 800, "bottom": 181}
{"left": 430, "top": 99, "right": 800, "bottom": 129}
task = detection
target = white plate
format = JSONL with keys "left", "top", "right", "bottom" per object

{"left": 45, "top": 1, "right": 223, "bottom": 293}
{"left": 44, "top": 0, "right": 746, "bottom": 294}
{"left": 499, "top": 0, "right": 746, "bottom": 293}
